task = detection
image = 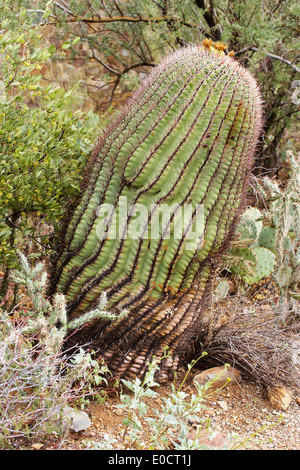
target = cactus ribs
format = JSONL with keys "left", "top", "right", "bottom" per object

{"left": 48, "top": 43, "right": 263, "bottom": 382}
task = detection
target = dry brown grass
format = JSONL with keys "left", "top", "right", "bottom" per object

{"left": 193, "top": 297, "right": 300, "bottom": 392}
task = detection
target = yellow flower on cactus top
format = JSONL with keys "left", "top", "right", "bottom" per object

{"left": 201, "top": 39, "right": 231, "bottom": 57}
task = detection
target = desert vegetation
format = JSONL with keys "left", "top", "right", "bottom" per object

{"left": 0, "top": 0, "right": 299, "bottom": 450}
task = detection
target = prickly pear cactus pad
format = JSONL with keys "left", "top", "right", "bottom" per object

{"left": 48, "top": 44, "right": 263, "bottom": 382}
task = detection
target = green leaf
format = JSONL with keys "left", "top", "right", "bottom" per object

{"left": 72, "top": 37, "right": 80, "bottom": 45}
{"left": 48, "top": 44, "right": 56, "bottom": 54}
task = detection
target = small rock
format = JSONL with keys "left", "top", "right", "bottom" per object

{"left": 63, "top": 406, "right": 91, "bottom": 432}
{"left": 31, "top": 443, "right": 44, "bottom": 450}
{"left": 193, "top": 365, "right": 242, "bottom": 391}
{"left": 217, "top": 400, "right": 228, "bottom": 411}
{"left": 266, "top": 386, "right": 293, "bottom": 411}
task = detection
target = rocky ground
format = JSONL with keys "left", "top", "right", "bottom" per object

{"left": 5, "top": 279, "right": 300, "bottom": 451}
{"left": 25, "top": 368, "right": 299, "bottom": 451}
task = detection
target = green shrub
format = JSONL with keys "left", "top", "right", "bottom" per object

{"left": 0, "top": 7, "right": 100, "bottom": 298}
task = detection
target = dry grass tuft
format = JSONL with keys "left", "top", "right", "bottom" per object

{"left": 195, "top": 303, "right": 300, "bottom": 391}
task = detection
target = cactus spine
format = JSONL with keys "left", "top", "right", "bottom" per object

{"left": 48, "top": 44, "right": 263, "bottom": 382}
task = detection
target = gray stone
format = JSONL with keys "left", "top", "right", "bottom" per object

{"left": 63, "top": 406, "right": 91, "bottom": 432}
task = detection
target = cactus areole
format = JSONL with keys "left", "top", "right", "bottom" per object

{"left": 48, "top": 45, "right": 263, "bottom": 382}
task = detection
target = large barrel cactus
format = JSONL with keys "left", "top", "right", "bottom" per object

{"left": 48, "top": 43, "right": 263, "bottom": 382}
